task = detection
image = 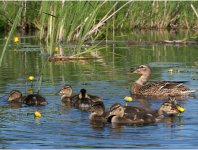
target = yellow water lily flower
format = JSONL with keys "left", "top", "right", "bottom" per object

{"left": 28, "top": 76, "right": 34, "bottom": 81}
{"left": 55, "top": 47, "right": 59, "bottom": 52}
{"left": 14, "top": 36, "right": 19, "bottom": 43}
{"left": 177, "top": 105, "right": 185, "bottom": 113}
{"left": 34, "top": 111, "right": 41, "bottom": 118}
{"left": 124, "top": 96, "right": 133, "bottom": 102}
{"left": 168, "top": 68, "right": 174, "bottom": 73}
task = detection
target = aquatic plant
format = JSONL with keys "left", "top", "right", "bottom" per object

{"left": 0, "top": 7, "right": 23, "bottom": 67}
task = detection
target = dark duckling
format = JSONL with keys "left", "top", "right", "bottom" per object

{"left": 72, "top": 89, "right": 94, "bottom": 111}
{"left": 89, "top": 101, "right": 108, "bottom": 122}
{"left": 129, "top": 64, "right": 196, "bottom": 99}
{"left": 107, "top": 98, "right": 183, "bottom": 125}
{"left": 23, "top": 93, "right": 48, "bottom": 106}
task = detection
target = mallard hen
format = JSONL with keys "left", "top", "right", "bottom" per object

{"left": 129, "top": 64, "right": 196, "bottom": 99}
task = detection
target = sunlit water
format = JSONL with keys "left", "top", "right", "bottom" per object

{"left": 0, "top": 30, "right": 198, "bottom": 148}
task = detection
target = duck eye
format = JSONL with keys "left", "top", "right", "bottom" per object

{"left": 139, "top": 66, "right": 144, "bottom": 68}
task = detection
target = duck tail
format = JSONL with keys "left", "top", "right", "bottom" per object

{"left": 181, "top": 90, "right": 196, "bottom": 94}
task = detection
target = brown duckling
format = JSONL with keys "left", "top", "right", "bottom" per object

{"left": 7, "top": 90, "right": 24, "bottom": 108}
{"left": 89, "top": 101, "right": 108, "bottom": 122}
{"left": 107, "top": 98, "right": 184, "bottom": 125}
{"left": 59, "top": 85, "right": 73, "bottom": 104}
{"left": 129, "top": 64, "right": 195, "bottom": 99}
{"left": 7, "top": 90, "right": 23, "bottom": 103}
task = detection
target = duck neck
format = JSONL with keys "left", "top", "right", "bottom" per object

{"left": 135, "top": 74, "right": 150, "bottom": 85}
{"left": 157, "top": 107, "right": 164, "bottom": 116}
{"left": 61, "top": 95, "right": 69, "bottom": 100}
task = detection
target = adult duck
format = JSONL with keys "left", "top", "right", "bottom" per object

{"left": 129, "top": 64, "right": 195, "bottom": 99}
{"left": 107, "top": 98, "right": 184, "bottom": 125}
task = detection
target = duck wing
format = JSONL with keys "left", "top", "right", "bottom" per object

{"left": 139, "top": 81, "right": 194, "bottom": 96}
{"left": 87, "top": 94, "right": 103, "bottom": 102}
{"left": 124, "top": 106, "right": 158, "bottom": 123}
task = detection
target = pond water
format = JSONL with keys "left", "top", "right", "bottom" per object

{"left": 0, "top": 30, "right": 198, "bottom": 148}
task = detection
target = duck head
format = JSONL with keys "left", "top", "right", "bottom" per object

{"left": 158, "top": 97, "right": 185, "bottom": 115}
{"left": 129, "top": 64, "right": 151, "bottom": 85}
{"left": 109, "top": 103, "right": 125, "bottom": 117}
{"left": 7, "top": 90, "right": 23, "bottom": 102}
{"left": 79, "top": 89, "right": 89, "bottom": 99}
{"left": 130, "top": 64, "right": 151, "bottom": 75}
{"left": 59, "top": 85, "right": 73, "bottom": 97}
{"left": 89, "top": 101, "right": 105, "bottom": 116}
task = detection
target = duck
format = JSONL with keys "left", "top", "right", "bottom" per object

{"left": 7, "top": 90, "right": 23, "bottom": 103}
{"left": 7, "top": 90, "right": 48, "bottom": 106}
{"left": 59, "top": 85, "right": 73, "bottom": 104}
{"left": 23, "top": 93, "right": 48, "bottom": 106}
{"left": 89, "top": 101, "right": 109, "bottom": 122}
{"left": 107, "top": 98, "right": 184, "bottom": 125}
{"left": 129, "top": 64, "right": 196, "bottom": 99}
{"left": 59, "top": 85, "right": 103, "bottom": 110}
{"left": 72, "top": 88, "right": 104, "bottom": 111}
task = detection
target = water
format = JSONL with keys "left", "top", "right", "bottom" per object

{"left": 0, "top": 30, "right": 198, "bottom": 148}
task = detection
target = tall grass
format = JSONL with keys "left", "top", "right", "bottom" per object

{"left": 0, "top": 7, "right": 23, "bottom": 67}
{"left": 1, "top": 1, "right": 198, "bottom": 57}
{"left": 38, "top": 1, "right": 131, "bottom": 56}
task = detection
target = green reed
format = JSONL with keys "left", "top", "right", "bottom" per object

{"left": 1, "top": 1, "right": 198, "bottom": 57}
{"left": 0, "top": 7, "right": 23, "bottom": 67}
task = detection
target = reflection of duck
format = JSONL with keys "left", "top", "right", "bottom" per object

{"left": 107, "top": 98, "right": 183, "bottom": 125}
{"left": 59, "top": 85, "right": 103, "bottom": 110}
{"left": 129, "top": 64, "right": 196, "bottom": 99}
{"left": 7, "top": 90, "right": 48, "bottom": 106}
{"left": 89, "top": 101, "right": 108, "bottom": 122}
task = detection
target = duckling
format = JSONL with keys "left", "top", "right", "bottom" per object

{"left": 72, "top": 89, "right": 94, "bottom": 111}
{"left": 59, "top": 85, "right": 103, "bottom": 110}
{"left": 59, "top": 85, "right": 73, "bottom": 104}
{"left": 107, "top": 98, "right": 183, "bottom": 125}
{"left": 7, "top": 90, "right": 23, "bottom": 103}
{"left": 129, "top": 64, "right": 196, "bottom": 99}
{"left": 23, "top": 93, "right": 48, "bottom": 106}
{"left": 7, "top": 90, "right": 24, "bottom": 107}
{"left": 89, "top": 101, "right": 108, "bottom": 122}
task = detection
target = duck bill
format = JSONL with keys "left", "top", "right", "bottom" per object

{"left": 128, "top": 69, "right": 138, "bottom": 74}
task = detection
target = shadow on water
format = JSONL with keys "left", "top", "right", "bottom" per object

{"left": 0, "top": 30, "right": 198, "bottom": 148}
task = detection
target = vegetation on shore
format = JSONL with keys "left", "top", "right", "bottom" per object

{"left": 0, "top": 1, "right": 198, "bottom": 56}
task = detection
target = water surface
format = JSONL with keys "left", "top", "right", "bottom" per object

{"left": 0, "top": 30, "right": 198, "bottom": 148}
